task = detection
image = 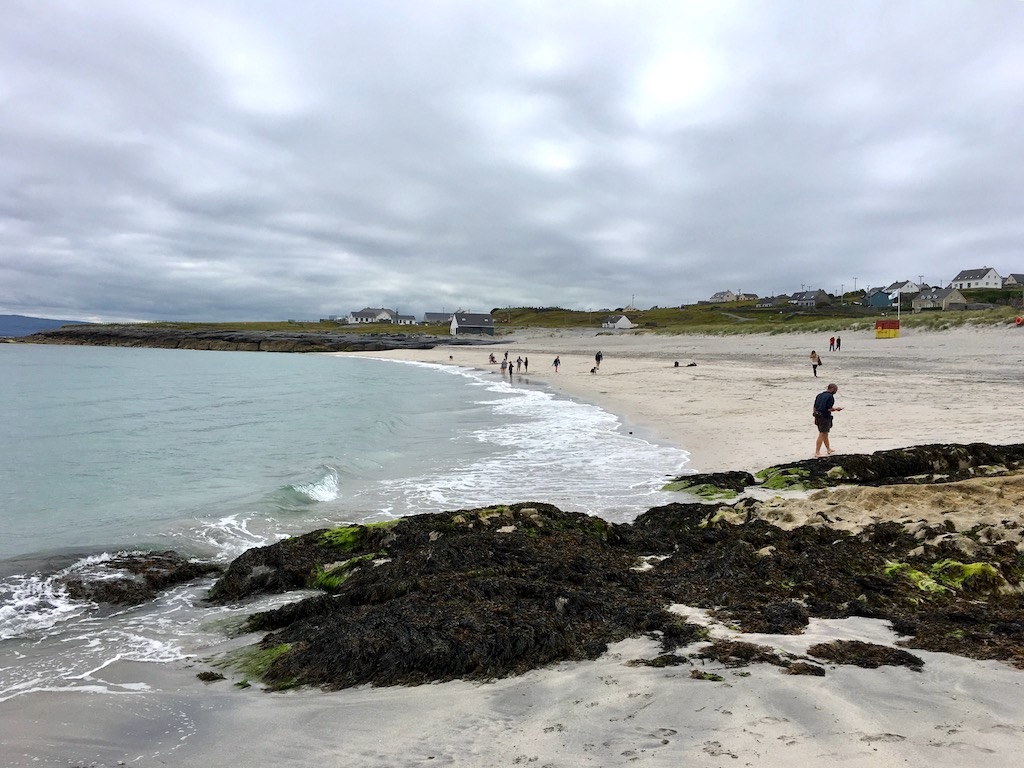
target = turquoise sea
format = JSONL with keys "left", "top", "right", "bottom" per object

{"left": 0, "top": 343, "right": 689, "bottom": 727}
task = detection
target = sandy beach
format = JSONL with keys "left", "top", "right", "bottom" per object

{"left": 351, "top": 324, "right": 1024, "bottom": 475}
{"left": 4, "top": 325, "right": 1024, "bottom": 768}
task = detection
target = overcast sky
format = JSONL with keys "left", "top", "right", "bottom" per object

{"left": 2, "top": 1, "right": 1023, "bottom": 322}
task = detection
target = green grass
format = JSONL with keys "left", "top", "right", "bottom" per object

{"left": 82, "top": 297, "right": 1020, "bottom": 338}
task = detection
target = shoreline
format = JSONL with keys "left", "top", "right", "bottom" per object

{"left": 339, "top": 325, "right": 1024, "bottom": 473}
{"left": 3, "top": 327, "right": 1024, "bottom": 767}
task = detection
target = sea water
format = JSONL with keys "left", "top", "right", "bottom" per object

{"left": 0, "top": 344, "right": 688, "bottom": 724}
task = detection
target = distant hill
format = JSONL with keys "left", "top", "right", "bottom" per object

{"left": 0, "top": 314, "right": 92, "bottom": 337}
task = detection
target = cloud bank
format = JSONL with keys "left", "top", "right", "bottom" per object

{"left": 2, "top": 0, "right": 1022, "bottom": 321}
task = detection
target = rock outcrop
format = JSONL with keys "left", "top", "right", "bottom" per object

{"left": 60, "top": 550, "right": 222, "bottom": 605}
{"left": 23, "top": 325, "right": 497, "bottom": 352}
{"left": 665, "top": 442, "right": 1024, "bottom": 494}
{"left": 203, "top": 463, "right": 1024, "bottom": 690}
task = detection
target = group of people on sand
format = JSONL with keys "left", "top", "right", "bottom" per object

{"left": 808, "top": 334, "right": 843, "bottom": 378}
{"left": 490, "top": 351, "right": 604, "bottom": 377}
{"left": 493, "top": 351, "right": 528, "bottom": 378}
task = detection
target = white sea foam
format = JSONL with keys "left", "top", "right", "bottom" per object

{"left": 368, "top": 361, "right": 690, "bottom": 522}
{"left": 291, "top": 466, "right": 341, "bottom": 502}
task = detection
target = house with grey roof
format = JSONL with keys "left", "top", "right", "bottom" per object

{"left": 790, "top": 290, "right": 831, "bottom": 308}
{"left": 864, "top": 287, "right": 893, "bottom": 308}
{"left": 912, "top": 287, "right": 967, "bottom": 312}
{"left": 601, "top": 315, "right": 634, "bottom": 330}
{"left": 450, "top": 312, "right": 495, "bottom": 336}
{"left": 755, "top": 295, "right": 790, "bottom": 308}
{"left": 950, "top": 267, "right": 1001, "bottom": 290}
{"left": 884, "top": 281, "right": 922, "bottom": 302}
{"left": 347, "top": 307, "right": 415, "bottom": 325}
{"left": 1002, "top": 274, "right": 1024, "bottom": 288}
{"left": 422, "top": 312, "right": 453, "bottom": 324}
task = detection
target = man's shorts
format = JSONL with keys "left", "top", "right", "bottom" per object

{"left": 814, "top": 414, "right": 833, "bottom": 433}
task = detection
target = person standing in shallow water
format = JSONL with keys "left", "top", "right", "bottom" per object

{"left": 523, "top": 356, "right": 529, "bottom": 373}
{"left": 809, "top": 350, "right": 822, "bottom": 377}
{"left": 813, "top": 383, "right": 842, "bottom": 457}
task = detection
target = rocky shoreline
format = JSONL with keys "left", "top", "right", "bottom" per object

{"left": 68, "top": 443, "right": 1024, "bottom": 691}
{"left": 21, "top": 324, "right": 499, "bottom": 352}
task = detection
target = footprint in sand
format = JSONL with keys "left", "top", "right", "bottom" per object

{"left": 859, "top": 733, "right": 906, "bottom": 743}
{"left": 632, "top": 727, "right": 678, "bottom": 748}
{"left": 702, "top": 740, "right": 738, "bottom": 758}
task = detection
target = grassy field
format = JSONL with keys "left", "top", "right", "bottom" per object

{"left": 116, "top": 292, "right": 1022, "bottom": 337}
{"left": 493, "top": 302, "right": 1019, "bottom": 335}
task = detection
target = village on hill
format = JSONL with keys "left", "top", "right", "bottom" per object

{"left": 332, "top": 266, "right": 1024, "bottom": 335}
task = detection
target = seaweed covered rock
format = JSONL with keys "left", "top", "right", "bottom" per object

{"left": 753, "top": 443, "right": 1024, "bottom": 491}
{"left": 232, "top": 504, "right": 671, "bottom": 689}
{"left": 60, "top": 551, "right": 221, "bottom": 605}
{"left": 808, "top": 640, "right": 924, "bottom": 670}
{"left": 661, "top": 471, "right": 757, "bottom": 500}
{"left": 207, "top": 492, "right": 1024, "bottom": 691}
{"left": 207, "top": 520, "right": 400, "bottom": 602}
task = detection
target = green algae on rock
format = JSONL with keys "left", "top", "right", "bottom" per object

{"left": 663, "top": 444, "right": 1024, "bottom": 498}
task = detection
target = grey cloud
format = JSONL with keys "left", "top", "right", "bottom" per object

{"left": 2, "top": 0, "right": 1023, "bottom": 321}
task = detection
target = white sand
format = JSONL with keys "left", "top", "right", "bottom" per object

{"left": 4, "top": 326, "right": 1024, "bottom": 767}
{"left": 348, "top": 324, "right": 1024, "bottom": 474}
{"left": 8, "top": 616, "right": 1021, "bottom": 767}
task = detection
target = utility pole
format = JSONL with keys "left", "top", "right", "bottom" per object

{"left": 841, "top": 283, "right": 844, "bottom": 305}
{"left": 853, "top": 277, "right": 858, "bottom": 294}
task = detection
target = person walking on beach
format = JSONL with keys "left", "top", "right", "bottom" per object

{"left": 809, "top": 350, "right": 822, "bottom": 377}
{"left": 516, "top": 356, "right": 523, "bottom": 373}
{"left": 835, "top": 335, "right": 842, "bottom": 352}
{"left": 595, "top": 351, "right": 603, "bottom": 370}
{"left": 523, "top": 357, "right": 529, "bottom": 373}
{"left": 552, "top": 356, "right": 560, "bottom": 373}
{"left": 829, "top": 336, "right": 835, "bottom": 352}
{"left": 813, "top": 383, "right": 842, "bottom": 457}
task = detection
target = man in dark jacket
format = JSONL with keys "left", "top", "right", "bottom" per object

{"left": 813, "top": 383, "right": 843, "bottom": 457}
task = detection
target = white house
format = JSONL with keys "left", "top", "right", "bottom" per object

{"left": 884, "top": 281, "right": 921, "bottom": 302}
{"left": 1002, "top": 274, "right": 1024, "bottom": 288}
{"left": 346, "top": 307, "right": 415, "bottom": 325}
{"left": 950, "top": 268, "right": 1002, "bottom": 290}
{"left": 707, "top": 290, "right": 737, "bottom": 303}
{"left": 601, "top": 315, "right": 633, "bottom": 330}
